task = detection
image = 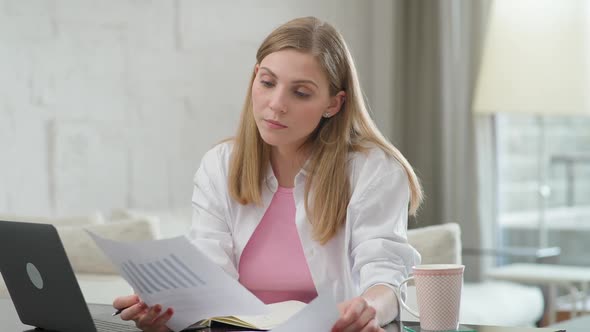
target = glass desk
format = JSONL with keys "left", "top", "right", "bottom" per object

{"left": 0, "top": 298, "right": 567, "bottom": 331}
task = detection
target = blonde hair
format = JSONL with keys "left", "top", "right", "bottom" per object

{"left": 229, "top": 17, "right": 422, "bottom": 244}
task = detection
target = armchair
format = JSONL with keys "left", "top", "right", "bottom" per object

{"left": 405, "top": 223, "right": 545, "bottom": 327}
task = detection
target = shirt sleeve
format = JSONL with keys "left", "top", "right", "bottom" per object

{"left": 187, "top": 147, "right": 239, "bottom": 279}
{"left": 348, "top": 167, "right": 421, "bottom": 295}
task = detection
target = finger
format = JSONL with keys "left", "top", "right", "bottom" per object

{"left": 332, "top": 299, "right": 365, "bottom": 331}
{"left": 113, "top": 294, "right": 140, "bottom": 310}
{"left": 360, "top": 318, "right": 382, "bottom": 332}
{"left": 333, "top": 301, "right": 352, "bottom": 331}
{"left": 136, "top": 304, "right": 163, "bottom": 329}
{"left": 151, "top": 308, "right": 174, "bottom": 332}
{"left": 332, "top": 314, "right": 356, "bottom": 332}
{"left": 337, "top": 300, "right": 352, "bottom": 315}
{"left": 343, "top": 305, "right": 376, "bottom": 332}
{"left": 119, "top": 302, "right": 147, "bottom": 321}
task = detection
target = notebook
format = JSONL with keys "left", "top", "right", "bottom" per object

{"left": 193, "top": 300, "right": 306, "bottom": 330}
{"left": 0, "top": 220, "right": 140, "bottom": 332}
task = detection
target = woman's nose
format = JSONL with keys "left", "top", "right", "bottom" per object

{"left": 268, "top": 89, "right": 287, "bottom": 113}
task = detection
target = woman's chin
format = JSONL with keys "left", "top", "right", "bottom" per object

{"left": 258, "top": 129, "right": 306, "bottom": 149}
{"left": 258, "top": 132, "right": 286, "bottom": 147}
{"left": 260, "top": 136, "right": 283, "bottom": 147}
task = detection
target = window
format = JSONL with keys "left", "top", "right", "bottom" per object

{"left": 496, "top": 114, "right": 590, "bottom": 266}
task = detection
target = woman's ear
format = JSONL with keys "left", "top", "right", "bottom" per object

{"left": 254, "top": 64, "right": 260, "bottom": 76}
{"left": 327, "top": 91, "right": 346, "bottom": 117}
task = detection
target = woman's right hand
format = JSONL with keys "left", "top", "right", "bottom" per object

{"left": 112, "top": 294, "right": 174, "bottom": 332}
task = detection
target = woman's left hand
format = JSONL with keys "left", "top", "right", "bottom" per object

{"left": 331, "top": 296, "right": 385, "bottom": 332}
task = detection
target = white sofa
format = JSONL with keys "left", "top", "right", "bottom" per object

{"left": 0, "top": 211, "right": 543, "bottom": 327}
{"left": 403, "top": 223, "right": 544, "bottom": 327}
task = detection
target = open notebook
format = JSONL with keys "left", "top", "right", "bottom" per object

{"left": 192, "top": 300, "right": 307, "bottom": 330}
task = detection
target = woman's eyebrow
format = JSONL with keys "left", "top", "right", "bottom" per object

{"left": 260, "top": 66, "right": 319, "bottom": 89}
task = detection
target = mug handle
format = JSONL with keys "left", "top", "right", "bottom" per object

{"left": 397, "top": 276, "right": 420, "bottom": 319}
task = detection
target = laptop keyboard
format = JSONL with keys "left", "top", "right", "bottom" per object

{"left": 93, "top": 318, "right": 142, "bottom": 332}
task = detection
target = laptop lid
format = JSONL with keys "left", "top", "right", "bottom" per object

{"left": 0, "top": 220, "right": 97, "bottom": 332}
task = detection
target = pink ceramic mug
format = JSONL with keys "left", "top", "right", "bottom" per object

{"left": 398, "top": 264, "right": 465, "bottom": 331}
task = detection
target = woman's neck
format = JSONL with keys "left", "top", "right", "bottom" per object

{"left": 270, "top": 145, "right": 308, "bottom": 188}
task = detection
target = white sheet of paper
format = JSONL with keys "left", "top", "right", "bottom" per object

{"left": 271, "top": 291, "right": 340, "bottom": 332}
{"left": 87, "top": 232, "right": 268, "bottom": 332}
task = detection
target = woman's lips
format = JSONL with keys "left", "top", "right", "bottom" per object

{"left": 264, "top": 119, "right": 288, "bottom": 129}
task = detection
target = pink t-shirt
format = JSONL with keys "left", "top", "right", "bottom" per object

{"left": 238, "top": 186, "right": 318, "bottom": 304}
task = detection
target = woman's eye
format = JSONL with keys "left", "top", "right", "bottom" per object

{"left": 294, "top": 90, "right": 310, "bottom": 98}
{"left": 260, "top": 80, "right": 275, "bottom": 88}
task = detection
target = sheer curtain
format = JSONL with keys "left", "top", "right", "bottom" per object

{"left": 392, "top": 0, "right": 492, "bottom": 281}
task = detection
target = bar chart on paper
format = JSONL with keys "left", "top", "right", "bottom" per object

{"left": 120, "top": 254, "right": 207, "bottom": 294}
{"left": 86, "top": 232, "right": 269, "bottom": 332}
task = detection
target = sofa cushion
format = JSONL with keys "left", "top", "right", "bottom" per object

{"left": 461, "top": 281, "right": 544, "bottom": 326}
{"left": 408, "top": 223, "right": 462, "bottom": 265}
{"left": 57, "top": 219, "right": 159, "bottom": 274}
{"left": 401, "top": 281, "right": 543, "bottom": 326}
{"left": 110, "top": 208, "right": 191, "bottom": 239}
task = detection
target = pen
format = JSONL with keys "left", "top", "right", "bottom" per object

{"left": 112, "top": 308, "right": 125, "bottom": 316}
{"left": 112, "top": 301, "right": 147, "bottom": 316}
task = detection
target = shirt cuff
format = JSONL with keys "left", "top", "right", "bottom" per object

{"left": 362, "top": 282, "right": 405, "bottom": 323}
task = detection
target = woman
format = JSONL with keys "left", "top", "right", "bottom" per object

{"left": 113, "top": 16, "right": 422, "bottom": 332}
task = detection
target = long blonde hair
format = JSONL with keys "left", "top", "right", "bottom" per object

{"left": 229, "top": 17, "right": 422, "bottom": 244}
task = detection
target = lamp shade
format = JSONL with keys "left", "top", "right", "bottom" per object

{"left": 473, "top": 0, "right": 590, "bottom": 115}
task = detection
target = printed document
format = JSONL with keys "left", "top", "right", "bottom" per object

{"left": 88, "top": 232, "right": 268, "bottom": 332}
{"left": 271, "top": 290, "right": 340, "bottom": 332}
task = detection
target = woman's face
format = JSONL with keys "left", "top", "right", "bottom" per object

{"left": 251, "top": 49, "right": 343, "bottom": 152}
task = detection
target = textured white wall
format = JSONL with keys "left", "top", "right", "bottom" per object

{"left": 0, "top": 0, "right": 395, "bottom": 217}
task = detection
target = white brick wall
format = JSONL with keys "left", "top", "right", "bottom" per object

{"left": 0, "top": 0, "right": 395, "bottom": 219}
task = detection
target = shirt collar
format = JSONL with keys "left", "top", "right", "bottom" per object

{"left": 264, "top": 158, "right": 311, "bottom": 188}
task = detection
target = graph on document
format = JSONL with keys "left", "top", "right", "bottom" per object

{"left": 120, "top": 254, "right": 206, "bottom": 294}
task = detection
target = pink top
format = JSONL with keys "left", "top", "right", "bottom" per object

{"left": 238, "top": 186, "right": 318, "bottom": 304}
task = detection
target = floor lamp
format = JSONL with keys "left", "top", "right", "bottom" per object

{"left": 472, "top": 0, "right": 590, "bottom": 249}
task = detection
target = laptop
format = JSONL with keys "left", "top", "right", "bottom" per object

{"left": 0, "top": 220, "right": 141, "bottom": 332}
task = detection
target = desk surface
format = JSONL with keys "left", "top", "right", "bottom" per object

{"left": 549, "top": 314, "right": 590, "bottom": 331}
{"left": 0, "top": 297, "right": 565, "bottom": 332}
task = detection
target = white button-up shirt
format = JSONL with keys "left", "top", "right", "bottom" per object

{"left": 188, "top": 142, "right": 420, "bottom": 304}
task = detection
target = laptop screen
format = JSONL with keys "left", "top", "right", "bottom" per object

{"left": 0, "top": 220, "right": 98, "bottom": 332}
